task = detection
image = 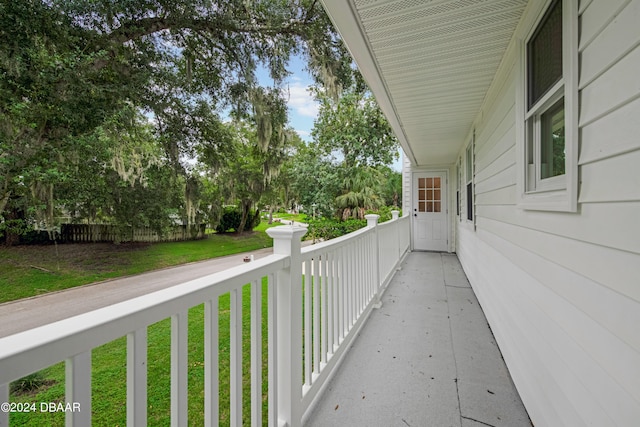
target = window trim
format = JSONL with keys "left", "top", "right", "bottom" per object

{"left": 465, "top": 136, "right": 475, "bottom": 227}
{"left": 456, "top": 158, "right": 461, "bottom": 218}
{"left": 516, "top": 0, "right": 578, "bottom": 212}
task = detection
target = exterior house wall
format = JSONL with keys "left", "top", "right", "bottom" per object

{"left": 453, "top": 1, "right": 640, "bottom": 425}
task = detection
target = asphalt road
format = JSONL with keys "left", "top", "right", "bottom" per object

{"left": 0, "top": 246, "right": 277, "bottom": 338}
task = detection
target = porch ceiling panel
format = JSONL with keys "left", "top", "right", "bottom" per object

{"left": 321, "top": 0, "right": 527, "bottom": 167}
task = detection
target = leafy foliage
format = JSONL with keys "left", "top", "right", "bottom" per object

{"left": 308, "top": 85, "right": 400, "bottom": 220}
{"left": 312, "top": 90, "right": 398, "bottom": 169}
{"left": 305, "top": 217, "right": 367, "bottom": 242}
{"left": 215, "top": 205, "right": 261, "bottom": 233}
{"left": 0, "top": 0, "right": 353, "bottom": 243}
{"left": 10, "top": 372, "right": 46, "bottom": 395}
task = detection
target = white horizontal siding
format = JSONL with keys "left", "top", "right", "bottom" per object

{"left": 474, "top": 158, "right": 515, "bottom": 195}
{"left": 475, "top": 119, "right": 515, "bottom": 175}
{"left": 454, "top": 1, "right": 640, "bottom": 426}
{"left": 478, "top": 202, "right": 640, "bottom": 266}
{"left": 580, "top": 96, "right": 640, "bottom": 165}
{"left": 458, "top": 227, "right": 640, "bottom": 427}
{"left": 579, "top": 0, "right": 638, "bottom": 56}
{"left": 477, "top": 216, "right": 640, "bottom": 355}
{"left": 580, "top": 32, "right": 640, "bottom": 127}
{"left": 579, "top": 149, "right": 640, "bottom": 203}
{"left": 475, "top": 185, "right": 515, "bottom": 207}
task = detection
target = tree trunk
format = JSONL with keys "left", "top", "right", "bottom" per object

{"left": 3, "top": 207, "right": 24, "bottom": 246}
{"left": 236, "top": 200, "right": 251, "bottom": 235}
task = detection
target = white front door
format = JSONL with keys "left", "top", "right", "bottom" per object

{"left": 413, "top": 172, "right": 448, "bottom": 251}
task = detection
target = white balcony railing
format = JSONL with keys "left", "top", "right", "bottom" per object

{"left": 0, "top": 213, "right": 410, "bottom": 427}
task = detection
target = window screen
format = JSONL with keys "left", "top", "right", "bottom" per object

{"left": 527, "top": 0, "right": 563, "bottom": 109}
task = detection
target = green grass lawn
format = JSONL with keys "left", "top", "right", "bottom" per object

{"left": 9, "top": 282, "right": 271, "bottom": 426}
{"left": 0, "top": 221, "right": 282, "bottom": 303}
{"left": 272, "top": 212, "right": 307, "bottom": 223}
{"left": 2, "top": 223, "right": 285, "bottom": 426}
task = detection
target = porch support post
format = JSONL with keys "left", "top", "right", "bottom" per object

{"left": 365, "top": 214, "right": 381, "bottom": 308}
{"left": 266, "top": 226, "right": 308, "bottom": 427}
{"left": 391, "top": 210, "right": 400, "bottom": 259}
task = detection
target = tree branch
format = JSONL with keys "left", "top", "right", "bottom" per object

{"left": 108, "top": 15, "right": 308, "bottom": 45}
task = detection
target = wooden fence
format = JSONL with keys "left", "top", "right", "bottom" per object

{"left": 60, "top": 224, "right": 206, "bottom": 243}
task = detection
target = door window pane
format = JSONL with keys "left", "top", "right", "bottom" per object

{"left": 418, "top": 175, "right": 443, "bottom": 213}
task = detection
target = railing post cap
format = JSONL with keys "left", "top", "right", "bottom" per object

{"left": 391, "top": 210, "right": 400, "bottom": 220}
{"left": 266, "top": 226, "right": 308, "bottom": 240}
{"left": 365, "top": 214, "right": 379, "bottom": 227}
{"left": 267, "top": 226, "right": 308, "bottom": 256}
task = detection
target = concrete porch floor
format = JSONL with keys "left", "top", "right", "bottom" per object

{"left": 306, "top": 252, "right": 531, "bottom": 427}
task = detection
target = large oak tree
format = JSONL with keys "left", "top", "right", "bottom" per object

{"left": 0, "top": 0, "right": 352, "bottom": 241}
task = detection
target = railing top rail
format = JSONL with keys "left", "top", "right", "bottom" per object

{"left": 301, "top": 222, "right": 375, "bottom": 258}
{"left": 0, "top": 253, "right": 289, "bottom": 385}
{"left": 302, "top": 219, "right": 397, "bottom": 258}
{"left": 377, "top": 217, "right": 399, "bottom": 231}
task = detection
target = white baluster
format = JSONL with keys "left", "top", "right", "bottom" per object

{"left": 66, "top": 351, "right": 91, "bottom": 426}
{"left": 321, "top": 252, "right": 329, "bottom": 365}
{"left": 171, "top": 311, "right": 188, "bottom": 427}
{"left": 267, "top": 273, "right": 278, "bottom": 427}
{"left": 304, "top": 257, "right": 312, "bottom": 386}
{"left": 251, "top": 279, "right": 262, "bottom": 426}
{"left": 204, "top": 298, "right": 219, "bottom": 427}
{"left": 230, "top": 287, "right": 243, "bottom": 427}
{"left": 0, "top": 382, "right": 8, "bottom": 427}
{"left": 313, "top": 256, "right": 320, "bottom": 376}
{"left": 127, "top": 328, "right": 147, "bottom": 427}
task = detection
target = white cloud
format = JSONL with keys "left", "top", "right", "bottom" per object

{"left": 285, "top": 81, "right": 319, "bottom": 118}
{"left": 295, "top": 129, "right": 311, "bottom": 139}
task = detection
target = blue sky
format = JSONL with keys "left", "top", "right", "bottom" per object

{"left": 278, "top": 55, "right": 318, "bottom": 142}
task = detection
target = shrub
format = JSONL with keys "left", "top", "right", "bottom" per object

{"left": 367, "top": 206, "right": 402, "bottom": 223}
{"left": 215, "top": 206, "right": 261, "bottom": 233}
{"left": 306, "top": 217, "right": 367, "bottom": 242}
{"left": 0, "top": 225, "right": 60, "bottom": 246}
{"left": 306, "top": 207, "right": 402, "bottom": 242}
{"left": 10, "top": 372, "right": 45, "bottom": 394}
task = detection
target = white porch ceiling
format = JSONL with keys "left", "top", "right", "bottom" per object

{"left": 321, "top": 0, "right": 528, "bottom": 167}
